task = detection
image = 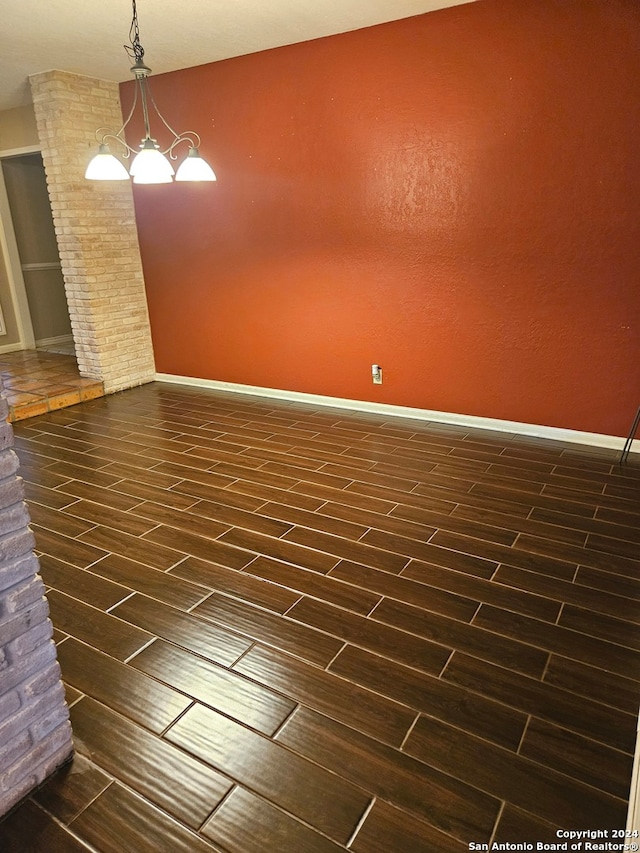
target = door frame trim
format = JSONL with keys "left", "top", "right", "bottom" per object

{"left": 0, "top": 144, "right": 41, "bottom": 350}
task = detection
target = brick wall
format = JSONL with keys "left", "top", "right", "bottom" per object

{"left": 28, "top": 70, "right": 155, "bottom": 393}
{"left": 0, "top": 388, "right": 72, "bottom": 818}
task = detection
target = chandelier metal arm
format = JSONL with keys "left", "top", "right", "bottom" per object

{"left": 94, "top": 82, "right": 140, "bottom": 158}
{"left": 143, "top": 80, "right": 202, "bottom": 157}
{"left": 95, "top": 132, "right": 135, "bottom": 158}
{"left": 145, "top": 83, "right": 202, "bottom": 157}
{"left": 165, "top": 134, "right": 202, "bottom": 159}
{"left": 95, "top": 71, "right": 202, "bottom": 158}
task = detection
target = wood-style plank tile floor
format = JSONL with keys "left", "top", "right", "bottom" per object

{"left": 1, "top": 382, "right": 639, "bottom": 851}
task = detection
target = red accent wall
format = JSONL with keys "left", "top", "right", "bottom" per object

{"left": 126, "top": 0, "right": 640, "bottom": 437}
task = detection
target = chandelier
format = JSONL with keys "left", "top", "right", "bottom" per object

{"left": 85, "top": 0, "right": 216, "bottom": 184}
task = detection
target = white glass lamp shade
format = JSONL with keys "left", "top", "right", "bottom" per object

{"left": 130, "top": 140, "right": 174, "bottom": 184}
{"left": 85, "top": 144, "right": 129, "bottom": 180}
{"left": 175, "top": 147, "right": 217, "bottom": 182}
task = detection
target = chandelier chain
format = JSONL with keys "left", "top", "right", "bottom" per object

{"left": 124, "top": 0, "right": 145, "bottom": 63}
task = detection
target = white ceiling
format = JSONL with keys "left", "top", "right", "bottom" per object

{"left": 1, "top": 0, "right": 476, "bottom": 112}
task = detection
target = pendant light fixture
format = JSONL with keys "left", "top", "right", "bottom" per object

{"left": 85, "top": 0, "right": 216, "bottom": 184}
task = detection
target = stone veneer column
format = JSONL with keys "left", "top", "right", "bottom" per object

{"left": 29, "top": 70, "right": 155, "bottom": 393}
{"left": 0, "top": 382, "right": 73, "bottom": 817}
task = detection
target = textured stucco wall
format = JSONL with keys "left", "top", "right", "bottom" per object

{"left": 129, "top": 0, "right": 640, "bottom": 436}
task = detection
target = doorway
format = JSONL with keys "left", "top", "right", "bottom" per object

{"left": 0, "top": 152, "right": 104, "bottom": 421}
{"left": 1, "top": 152, "right": 73, "bottom": 353}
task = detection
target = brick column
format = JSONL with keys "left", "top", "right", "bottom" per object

{"left": 29, "top": 70, "right": 155, "bottom": 393}
{"left": 0, "top": 384, "right": 73, "bottom": 817}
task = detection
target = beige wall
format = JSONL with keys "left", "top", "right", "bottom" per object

{"left": 3, "top": 155, "right": 58, "bottom": 262}
{"left": 2, "top": 154, "right": 71, "bottom": 345}
{"left": 0, "top": 105, "right": 39, "bottom": 152}
{"left": 21, "top": 268, "right": 71, "bottom": 343}
{"left": 0, "top": 106, "right": 40, "bottom": 351}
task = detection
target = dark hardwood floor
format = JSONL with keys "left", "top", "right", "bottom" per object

{"left": 1, "top": 382, "right": 639, "bottom": 851}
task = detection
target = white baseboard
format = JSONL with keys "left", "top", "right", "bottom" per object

{"left": 0, "top": 342, "right": 26, "bottom": 354}
{"left": 154, "top": 373, "right": 639, "bottom": 455}
{"left": 35, "top": 334, "right": 73, "bottom": 349}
